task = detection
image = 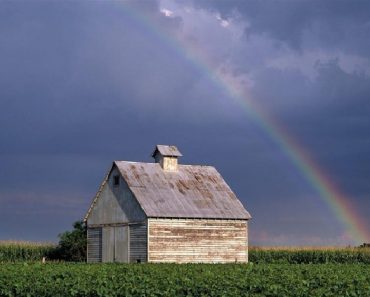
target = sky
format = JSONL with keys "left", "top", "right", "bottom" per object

{"left": 1, "top": 0, "right": 369, "bottom": 246}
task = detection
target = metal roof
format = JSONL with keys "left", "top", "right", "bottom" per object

{"left": 152, "top": 145, "right": 183, "bottom": 157}
{"left": 114, "top": 161, "right": 251, "bottom": 220}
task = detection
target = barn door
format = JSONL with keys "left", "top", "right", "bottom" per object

{"left": 102, "top": 226, "right": 129, "bottom": 263}
{"left": 114, "top": 226, "right": 129, "bottom": 263}
{"left": 102, "top": 227, "right": 114, "bottom": 262}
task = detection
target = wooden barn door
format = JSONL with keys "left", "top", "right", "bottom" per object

{"left": 114, "top": 226, "right": 128, "bottom": 263}
{"left": 102, "top": 226, "right": 129, "bottom": 263}
{"left": 102, "top": 227, "right": 114, "bottom": 262}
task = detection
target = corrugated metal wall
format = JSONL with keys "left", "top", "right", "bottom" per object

{"left": 148, "top": 218, "right": 248, "bottom": 263}
{"left": 87, "top": 227, "right": 102, "bottom": 263}
{"left": 129, "top": 223, "right": 147, "bottom": 263}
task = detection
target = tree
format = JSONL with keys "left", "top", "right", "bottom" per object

{"left": 51, "top": 221, "right": 87, "bottom": 261}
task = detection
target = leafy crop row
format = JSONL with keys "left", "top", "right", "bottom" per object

{"left": 0, "top": 263, "right": 369, "bottom": 297}
{"left": 249, "top": 247, "right": 370, "bottom": 264}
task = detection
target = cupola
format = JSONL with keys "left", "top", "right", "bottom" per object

{"left": 152, "top": 145, "right": 182, "bottom": 171}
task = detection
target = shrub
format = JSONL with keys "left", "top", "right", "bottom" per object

{"left": 50, "top": 221, "right": 87, "bottom": 262}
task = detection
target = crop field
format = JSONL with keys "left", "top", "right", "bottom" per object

{"left": 0, "top": 241, "right": 55, "bottom": 263}
{"left": 249, "top": 246, "right": 370, "bottom": 264}
{"left": 2, "top": 241, "right": 370, "bottom": 264}
{"left": 1, "top": 243, "right": 369, "bottom": 296}
{"left": 0, "top": 262, "right": 369, "bottom": 297}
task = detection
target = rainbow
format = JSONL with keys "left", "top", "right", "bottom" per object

{"left": 116, "top": 3, "right": 370, "bottom": 244}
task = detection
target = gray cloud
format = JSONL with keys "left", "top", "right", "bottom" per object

{"left": 0, "top": 0, "right": 369, "bottom": 244}
{"left": 189, "top": 0, "right": 370, "bottom": 56}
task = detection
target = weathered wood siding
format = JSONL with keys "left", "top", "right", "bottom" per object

{"left": 148, "top": 218, "right": 248, "bottom": 263}
{"left": 101, "top": 226, "right": 129, "bottom": 263}
{"left": 115, "top": 226, "right": 129, "bottom": 262}
{"left": 129, "top": 223, "right": 147, "bottom": 263}
{"left": 86, "top": 166, "right": 147, "bottom": 263}
{"left": 102, "top": 226, "right": 114, "bottom": 262}
{"left": 87, "top": 166, "right": 146, "bottom": 226}
{"left": 87, "top": 227, "right": 102, "bottom": 263}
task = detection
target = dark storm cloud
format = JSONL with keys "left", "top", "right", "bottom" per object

{"left": 0, "top": 0, "right": 238, "bottom": 240}
{"left": 178, "top": 0, "right": 370, "bottom": 243}
{"left": 248, "top": 56, "right": 370, "bottom": 241}
{"left": 0, "top": 1, "right": 237, "bottom": 155}
{"left": 1, "top": 0, "right": 369, "bottom": 244}
{"left": 251, "top": 58, "right": 370, "bottom": 118}
{"left": 185, "top": 0, "right": 370, "bottom": 184}
{"left": 190, "top": 0, "right": 370, "bottom": 56}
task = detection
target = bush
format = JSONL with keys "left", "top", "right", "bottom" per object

{"left": 50, "top": 221, "right": 87, "bottom": 262}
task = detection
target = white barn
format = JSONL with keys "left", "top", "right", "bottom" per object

{"left": 84, "top": 145, "right": 251, "bottom": 263}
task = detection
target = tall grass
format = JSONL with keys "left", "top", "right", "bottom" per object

{"left": 0, "top": 241, "right": 56, "bottom": 262}
{"left": 249, "top": 246, "right": 370, "bottom": 264}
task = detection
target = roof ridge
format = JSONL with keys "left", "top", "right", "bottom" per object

{"left": 114, "top": 160, "right": 215, "bottom": 168}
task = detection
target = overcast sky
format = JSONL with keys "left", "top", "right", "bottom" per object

{"left": 1, "top": 0, "right": 369, "bottom": 246}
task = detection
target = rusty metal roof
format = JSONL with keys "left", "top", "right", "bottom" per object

{"left": 151, "top": 145, "right": 182, "bottom": 157}
{"left": 114, "top": 161, "right": 251, "bottom": 220}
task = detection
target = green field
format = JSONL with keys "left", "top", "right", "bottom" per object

{"left": 2, "top": 241, "right": 370, "bottom": 264}
{"left": 0, "top": 263, "right": 369, "bottom": 297}
{"left": 0, "top": 241, "right": 56, "bottom": 263}
{"left": 1, "top": 243, "right": 369, "bottom": 296}
{"left": 249, "top": 246, "right": 370, "bottom": 264}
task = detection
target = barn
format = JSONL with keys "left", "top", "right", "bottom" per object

{"left": 84, "top": 145, "right": 251, "bottom": 263}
